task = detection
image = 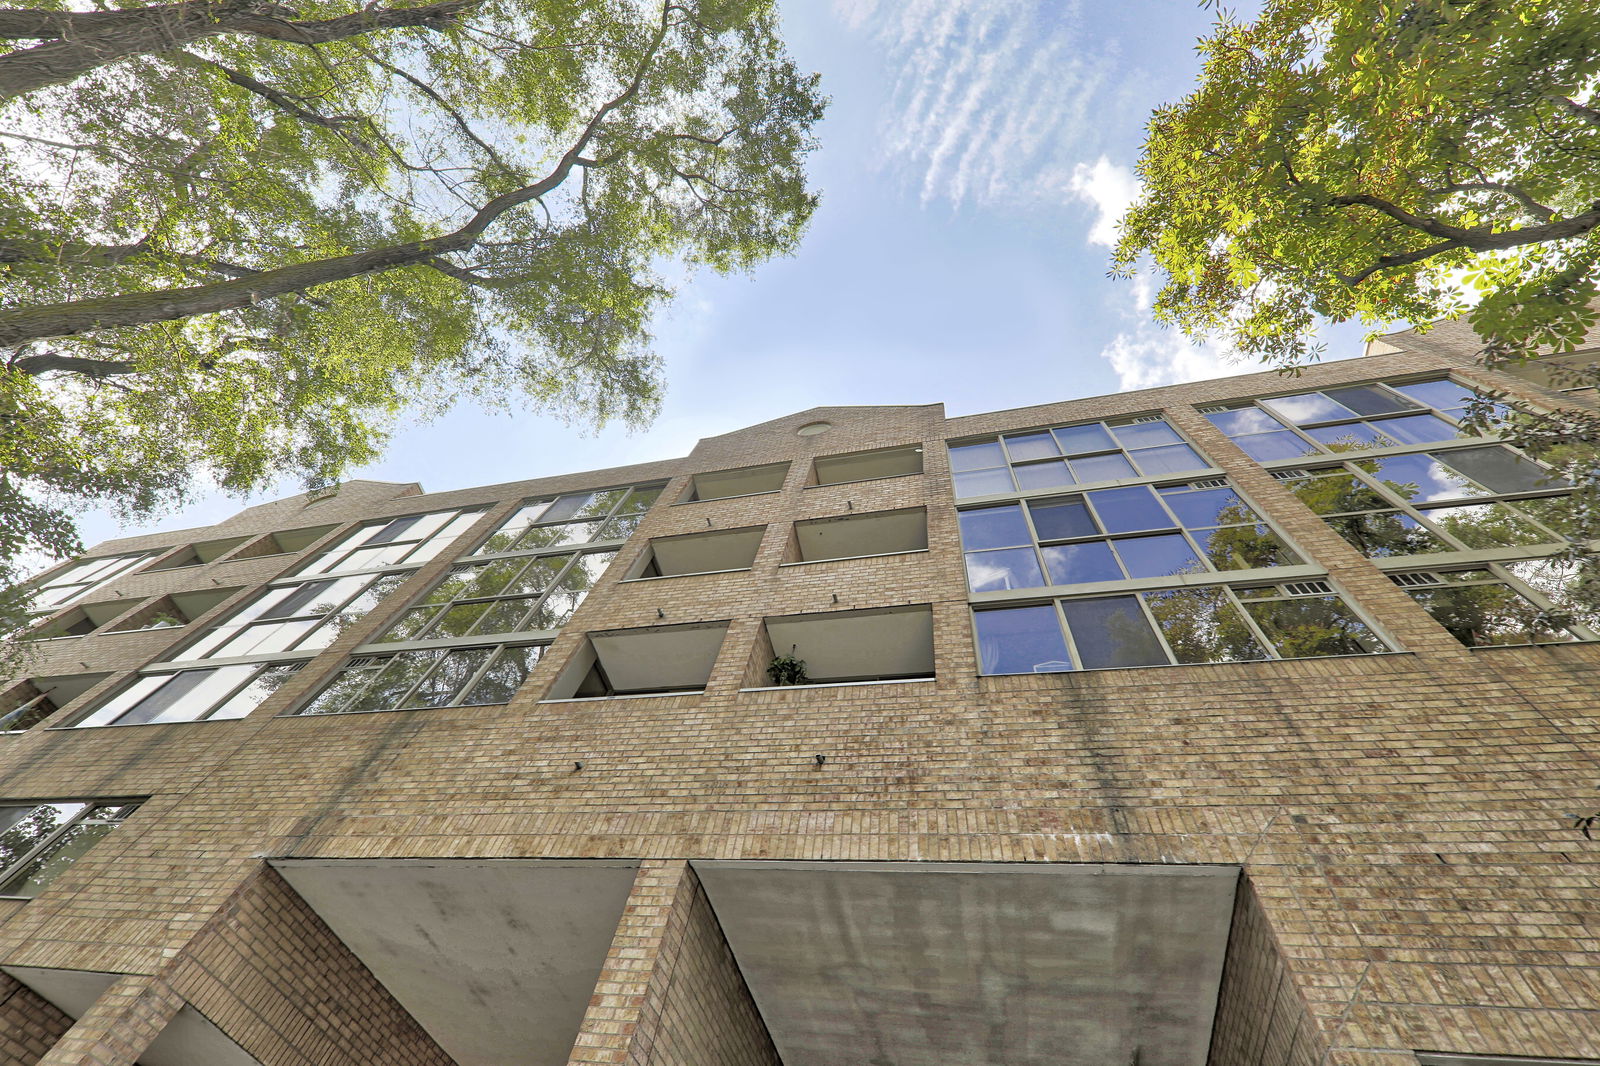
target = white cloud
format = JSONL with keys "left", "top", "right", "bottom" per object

{"left": 1067, "top": 156, "right": 1140, "bottom": 248}
{"left": 843, "top": 0, "right": 1114, "bottom": 208}
{"left": 1101, "top": 327, "right": 1242, "bottom": 391}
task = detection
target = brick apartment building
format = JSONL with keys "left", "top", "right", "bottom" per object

{"left": 1, "top": 323, "right": 1598, "bottom": 1066}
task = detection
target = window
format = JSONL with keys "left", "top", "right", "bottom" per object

{"left": 548, "top": 622, "right": 729, "bottom": 698}
{"left": 295, "top": 507, "right": 486, "bottom": 577}
{"left": 973, "top": 581, "right": 1389, "bottom": 674}
{"left": 811, "top": 445, "right": 923, "bottom": 486}
{"left": 70, "top": 662, "right": 303, "bottom": 727}
{"left": 292, "top": 644, "right": 541, "bottom": 715}
{"left": 948, "top": 417, "right": 1210, "bottom": 499}
{"left": 958, "top": 480, "right": 1299, "bottom": 593}
{"left": 683, "top": 463, "right": 789, "bottom": 502}
{"left": 1282, "top": 447, "right": 1572, "bottom": 559}
{"left": 0, "top": 801, "right": 142, "bottom": 898}
{"left": 174, "top": 571, "right": 414, "bottom": 661}
{"left": 27, "top": 551, "right": 158, "bottom": 611}
{"left": 143, "top": 536, "right": 251, "bottom": 571}
{"left": 104, "top": 588, "right": 239, "bottom": 633}
{"left": 1202, "top": 377, "right": 1509, "bottom": 461}
{"left": 790, "top": 508, "right": 927, "bottom": 563}
{"left": 1392, "top": 566, "right": 1598, "bottom": 646}
{"left": 756, "top": 606, "right": 934, "bottom": 685}
{"left": 629, "top": 526, "right": 764, "bottom": 578}
{"left": 376, "top": 483, "right": 662, "bottom": 641}
{"left": 0, "top": 675, "right": 109, "bottom": 732}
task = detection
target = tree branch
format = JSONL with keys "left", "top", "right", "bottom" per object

{"left": 1557, "top": 96, "right": 1600, "bottom": 131}
{"left": 196, "top": 57, "right": 371, "bottom": 149}
{"left": 1429, "top": 181, "right": 1556, "bottom": 222}
{"left": 10, "top": 352, "right": 138, "bottom": 377}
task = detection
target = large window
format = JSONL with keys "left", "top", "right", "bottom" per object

{"left": 959, "top": 480, "right": 1299, "bottom": 593}
{"left": 948, "top": 417, "right": 1210, "bottom": 499}
{"left": 1392, "top": 564, "right": 1599, "bottom": 647}
{"left": 973, "top": 581, "right": 1389, "bottom": 674}
{"left": 1201, "top": 377, "right": 1508, "bottom": 461}
{"left": 477, "top": 484, "right": 661, "bottom": 554}
{"left": 292, "top": 644, "right": 540, "bottom": 715}
{"left": 295, "top": 507, "right": 486, "bottom": 577}
{"left": 174, "top": 572, "right": 413, "bottom": 660}
{"left": 70, "top": 663, "right": 303, "bottom": 728}
{"left": 0, "top": 800, "right": 142, "bottom": 898}
{"left": 27, "top": 551, "right": 157, "bottom": 611}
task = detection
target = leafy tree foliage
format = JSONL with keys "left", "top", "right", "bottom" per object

{"left": 1114, "top": 0, "right": 1600, "bottom": 620}
{"left": 0, "top": 0, "right": 823, "bottom": 640}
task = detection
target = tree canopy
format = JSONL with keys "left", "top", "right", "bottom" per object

{"left": 0, "top": 0, "right": 823, "bottom": 636}
{"left": 1114, "top": 0, "right": 1600, "bottom": 369}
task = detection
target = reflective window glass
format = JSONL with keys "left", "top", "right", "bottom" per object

{"left": 954, "top": 468, "right": 1016, "bottom": 497}
{"left": 1061, "top": 596, "right": 1167, "bottom": 669}
{"left": 1041, "top": 541, "right": 1124, "bottom": 585}
{"left": 1365, "top": 454, "right": 1477, "bottom": 502}
{"left": 965, "top": 548, "right": 1046, "bottom": 593}
{"left": 1234, "top": 432, "right": 1319, "bottom": 462}
{"left": 1399, "top": 572, "right": 1574, "bottom": 647}
{"left": 1323, "top": 384, "right": 1420, "bottom": 416}
{"left": 1439, "top": 446, "right": 1566, "bottom": 494}
{"left": 1086, "top": 486, "right": 1172, "bottom": 534}
{"left": 949, "top": 441, "right": 1008, "bottom": 471}
{"left": 1302, "top": 423, "right": 1395, "bottom": 450}
{"left": 1131, "top": 443, "right": 1208, "bottom": 475}
{"left": 1158, "top": 486, "right": 1258, "bottom": 527}
{"left": 1028, "top": 497, "right": 1099, "bottom": 541}
{"left": 1205, "top": 408, "right": 1283, "bottom": 435}
{"left": 1052, "top": 423, "right": 1118, "bottom": 455}
{"left": 1417, "top": 502, "right": 1557, "bottom": 548}
{"left": 1112, "top": 421, "right": 1182, "bottom": 449}
{"left": 1069, "top": 452, "right": 1138, "bottom": 482}
{"left": 1390, "top": 379, "right": 1476, "bottom": 410}
{"left": 1014, "top": 461, "right": 1075, "bottom": 491}
{"left": 974, "top": 607, "right": 1074, "bottom": 674}
{"left": 1111, "top": 534, "right": 1204, "bottom": 579}
{"left": 1004, "top": 432, "right": 1061, "bottom": 460}
{"left": 1259, "top": 392, "right": 1359, "bottom": 425}
{"left": 1371, "top": 413, "right": 1457, "bottom": 444}
{"left": 1242, "top": 596, "right": 1385, "bottom": 657}
{"left": 1191, "top": 526, "right": 1298, "bottom": 570}
{"left": 1327, "top": 512, "right": 1452, "bottom": 557}
{"left": 958, "top": 505, "right": 1033, "bottom": 550}
{"left": 1143, "top": 588, "right": 1268, "bottom": 664}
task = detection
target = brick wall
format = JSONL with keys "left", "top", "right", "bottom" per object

{"left": 1209, "top": 875, "right": 1326, "bottom": 1066}
{"left": 0, "top": 973, "right": 72, "bottom": 1066}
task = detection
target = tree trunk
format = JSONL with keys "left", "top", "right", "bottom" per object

{"left": 0, "top": 233, "right": 476, "bottom": 347}
{"left": 0, "top": 0, "right": 477, "bottom": 101}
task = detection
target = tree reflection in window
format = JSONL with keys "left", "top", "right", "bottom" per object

{"left": 1393, "top": 570, "right": 1580, "bottom": 647}
{"left": 0, "top": 801, "right": 141, "bottom": 898}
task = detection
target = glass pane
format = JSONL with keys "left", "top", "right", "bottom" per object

{"left": 1159, "top": 485, "right": 1259, "bottom": 527}
{"left": 348, "top": 652, "right": 439, "bottom": 712}
{"left": 1503, "top": 557, "right": 1600, "bottom": 630}
{"left": 1191, "top": 526, "right": 1299, "bottom": 570}
{"left": 142, "top": 665, "right": 257, "bottom": 725}
{"left": 1086, "top": 486, "right": 1173, "bottom": 534}
{"left": 1242, "top": 596, "right": 1387, "bottom": 657}
{"left": 0, "top": 822, "right": 117, "bottom": 898}
{"left": 973, "top": 607, "right": 1073, "bottom": 674}
{"left": 949, "top": 441, "right": 1007, "bottom": 472}
{"left": 431, "top": 602, "right": 491, "bottom": 639}
{"left": 618, "top": 486, "right": 663, "bottom": 514}
{"left": 1069, "top": 452, "right": 1138, "bottom": 482}
{"left": 1259, "top": 392, "right": 1359, "bottom": 424}
{"left": 1302, "top": 423, "right": 1396, "bottom": 451}
{"left": 577, "top": 488, "right": 630, "bottom": 519}
{"left": 516, "top": 520, "right": 603, "bottom": 550}
{"left": 1143, "top": 588, "right": 1269, "bottom": 664}
{"left": 1111, "top": 421, "right": 1181, "bottom": 449}
{"left": 1391, "top": 379, "right": 1475, "bottom": 410}
{"left": 1061, "top": 596, "right": 1168, "bottom": 669}
{"left": 503, "top": 554, "right": 573, "bottom": 596}
{"left": 472, "top": 597, "right": 539, "bottom": 634}
{"left": 1372, "top": 413, "right": 1457, "bottom": 444}
{"left": 1013, "top": 460, "right": 1075, "bottom": 491}
{"left": 402, "top": 647, "right": 495, "bottom": 709}
{"left": 296, "top": 663, "right": 382, "bottom": 716}
{"left": 530, "top": 563, "right": 602, "bottom": 628}
{"left": 462, "top": 645, "right": 543, "bottom": 705}
{"left": 1323, "top": 384, "right": 1421, "bottom": 416}
{"left": 209, "top": 664, "right": 300, "bottom": 720}
{"left": 597, "top": 512, "right": 645, "bottom": 540}
{"left": 460, "top": 559, "right": 526, "bottom": 599}
{"left": 103, "top": 670, "right": 213, "bottom": 727}
{"left": 1131, "top": 444, "right": 1208, "bottom": 475}
{"left": 531, "top": 493, "right": 590, "bottom": 524}
{"left": 380, "top": 606, "right": 443, "bottom": 642}
{"left": 1111, "top": 534, "right": 1206, "bottom": 578}
{"left": 1041, "top": 541, "right": 1124, "bottom": 585}
{"left": 1418, "top": 502, "right": 1558, "bottom": 548}
{"left": 1326, "top": 512, "right": 1452, "bottom": 557}
{"left": 1206, "top": 407, "right": 1284, "bottom": 436}
{"left": 965, "top": 548, "right": 1046, "bottom": 593}
{"left": 1437, "top": 445, "right": 1566, "bottom": 494}
{"left": 1284, "top": 471, "right": 1388, "bottom": 515}
{"left": 1234, "top": 431, "right": 1320, "bottom": 461}
{"left": 1003, "top": 432, "right": 1060, "bottom": 460}
{"left": 365, "top": 514, "right": 422, "bottom": 545}
{"left": 0, "top": 803, "right": 87, "bottom": 869}
{"left": 1405, "top": 581, "right": 1573, "bottom": 647}
{"left": 958, "top": 505, "right": 1033, "bottom": 550}
{"left": 1365, "top": 454, "right": 1477, "bottom": 502}
{"left": 1052, "top": 423, "right": 1117, "bottom": 455}
{"left": 1514, "top": 495, "right": 1582, "bottom": 538}
{"left": 953, "top": 468, "right": 1015, "bottom": 497}
{"left": 1028, "top": 496, "right": 1099, "bottom": 541}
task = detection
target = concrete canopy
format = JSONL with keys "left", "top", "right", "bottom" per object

{"left": 694, "top": 860, "right": 1238, "bottom": 1066}
{"left": 271, "top": 857, "right": 638, "bottom": 1066}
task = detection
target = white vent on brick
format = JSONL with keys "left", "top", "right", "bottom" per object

{"left": 346, "top": 656, "right": 381, "bottom": 669}
{"left": 447, "top": 564, "right": 476, "bottom": 575}
{"left": 1391, "top": 572, "right": 1444, "bottom": 587}
{"left": 1271, "top": 468, "right": 1312, "bottom": 480}
{"left": 1127, "top": 415, "right": 1163, "bottom": 424}
{"left": 1189, "top": 477, "right": 1227, "bottom": 489}
{"left": 1281, "top": 580, "right": 1334, "bottom": 597}
{"left": 1196, "top": 405, "right": 1230, "bottom": 414}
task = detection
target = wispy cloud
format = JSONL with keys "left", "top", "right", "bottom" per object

{"left": 840, "top": 0, "right": 1116, "bottom": 208}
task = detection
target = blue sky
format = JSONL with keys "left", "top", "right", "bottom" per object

{"left": 78, "top": 0, "right": 1367, "bottom": 547}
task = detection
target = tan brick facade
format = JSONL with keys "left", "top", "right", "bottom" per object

{"left": 2, "top": 338, "right": 1599, "bottom": 1064}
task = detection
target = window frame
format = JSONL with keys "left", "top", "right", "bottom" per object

{"left": 947, "top": 415, "right": 1216, "bottom": 502}
{"left": 63, "top": 661, "right": 307, "bottom": 729}
{"left": 0, "top": 799, "right": 144, "bottom": 899}
{"left": 286, "top": 642, "right": 544, "bottom": 717}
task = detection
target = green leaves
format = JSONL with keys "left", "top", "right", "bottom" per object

{"left": 0, "top": 0, "right": 823, "bottom": 614}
